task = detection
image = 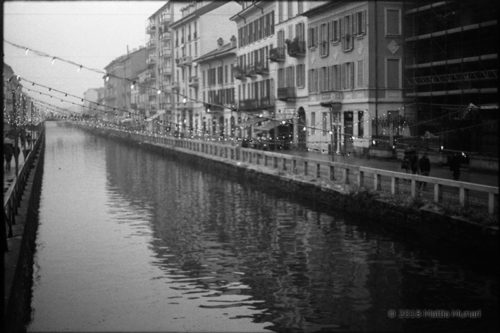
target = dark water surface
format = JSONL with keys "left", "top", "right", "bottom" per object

{"left": 28, "top": 122, "right": 498, "bottom": 332}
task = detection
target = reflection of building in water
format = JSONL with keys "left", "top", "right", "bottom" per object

{"left": 103, "top": 139, "right": 403, "bottom": 331}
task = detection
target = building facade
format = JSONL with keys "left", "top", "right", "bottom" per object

{"left": 303, "top": 1, "right": 406, "bottom": 155}
{"left": 145, "top": 1, "right": 183, "bottom": 127}
{"left": 171, "top": 1, "right": 240, "bottom": 137}
{"left": 103, "top": 47, "right": 147, "bottom": 122}
{"left": 404, "top": 0, "right": 498, "bottom": 155}
{"left": 195, "top": 37, "right": 237, "bottom": 139}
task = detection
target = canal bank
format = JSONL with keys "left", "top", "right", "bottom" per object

{"left": 3, "top": 125, "right": 45, "bottom": 333}
{"left": 74, "top": 123, "right": 498, "bottom": 267}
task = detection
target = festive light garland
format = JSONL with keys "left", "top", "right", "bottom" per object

{"left": 6, "top": 40, "right": 490, "bottom": 148}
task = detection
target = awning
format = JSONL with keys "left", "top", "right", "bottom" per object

{"left": 238, "top": 117, "right": 263, "bottom": 129}
{"left": 254, "top": 120, "right": 281, "bottom": 132}
{"left": 146, "top": 110, "right": 165, "bottom": 122}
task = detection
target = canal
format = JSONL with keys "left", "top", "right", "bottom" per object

{"left": 28, "top": 122, "right": 498, "bottom": 332}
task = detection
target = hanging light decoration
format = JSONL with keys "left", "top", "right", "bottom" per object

{"left": 51, "top": 57, "right": 56, "bottom": 65}
{"left": 77, "top": 65, "right": 82, "bottom": 72}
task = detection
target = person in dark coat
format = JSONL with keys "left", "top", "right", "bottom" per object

{"left": 418, "top": 152, "right": 431, "bottom": 189}
{"left": 4, "top": 142, "right": 14, "bottom": 171}
{"left": 401, "top": 149, "right": 411, "bottom": 173}
{"left": 419, "top": 152, "right": 431, "bottom": 176}
{"left": 449, "top": 153, "right": 461, "bottom": 180}
{"left": 410, "top": 150, "right": 419, "bottom": 174}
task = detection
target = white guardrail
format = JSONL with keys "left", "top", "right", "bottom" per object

{"left": 87, "top": 124, "right": 499, "bottom": 218}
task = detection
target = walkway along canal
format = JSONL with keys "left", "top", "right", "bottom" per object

{"left": 75, "top": 121, "right": 498, "bottom": 261}
{"left": 3, "top": 123, "right": 45, "bottom": 333}
{"left": 22, "top": 122, "right": 499, "bottom": 331}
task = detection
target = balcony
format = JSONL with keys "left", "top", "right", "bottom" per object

{"left": 175, "top": 55, "right": 192, "bottom": 67}
{"left": 269, "top": 47, "right": 285, "bottom": 62}
{"left": 146, "top": 24, "right": 156, "bottom": 34}
{"left": 171, "top": 81, "right": 180, "bottom": 91}
{"left": 245, "top": 65, "right": 257, "bottom": 78}
{"left": 233, "top": 66, "right": 246, "bottom": 80}
{"left": 147, "top": 39, "right": 157, "bottom": 49}
{"left": 286, "top": 38, "right": 306, "bottom": 58}
{"left": 239, "top": 96, "right": 274, "bottom": 111}
{"left": 160, "top": 47, "right": 172, "bottom": 57}
{"left": 146, "top": 56, "right": 156, "bottom": 66}
{"left": 188, "top": 76, "right": 199, "bottom": 88}
{"left": 175, "top": 101, "right": 193, "bottom": 109}
{"left": 205, "top": 103, "right": 224, "bottom": 113}
{"left": 277, "top": 87, "right": 296, "bottom": 101}
{"left": 254, "top": 62, "right": 269, "bottom": 75}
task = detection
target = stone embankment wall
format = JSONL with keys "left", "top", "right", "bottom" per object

{"left": 77, "top": 124, "right": 498, "bottom": 266}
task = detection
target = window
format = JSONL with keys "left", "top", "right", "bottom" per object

{"left": 231, "top": 64, "right": 234, "bottom": 83}
{"left": 320, "top": 23, "right": 329, "bottom": 57}
{"left": 311, "top": 112, "right": 316, "bottom": 135}
{"left": 308, "top": 69, "right": 315, "bottom": 92}
{"left": 296, "top": 22, "right": 305, "bottom": 42}
{"left": 331, "top": 20, "right": 340, "bottom": 42}
{"left": 259, "top": 17, "right": 264, "bottom": 40}
{"left": 217, "top": 66, "right": 223, "bottom": 85}
{"left": 342, "top": 62, "right": 354, "bottom": 90}
{"left": 278, "top": 29, "right": 285, "bottom": 48}
{"left": 287, "top": 1, "right": 293, "bottom": 19}
{"left": 342, "top": 16, "right": 353, "bottom": 51}
{"left": 278, "top": 68, "right": 285, "bottom": 88}
{"left": 278, "top": 1, "right": 283, "bottom": 22}
{"left": 296, "top": 64, "right": 305, "bottom": 88}
{"left": 225, "top": 65, "right": 228, "bottom": 84}
{"left": 322, "top": 112, "right": 328, "bottom": 136}
{"left": 297, "top": 0, "right": 303, "bottom": 14}
{"left": 386, "top": 58, "right": 400, "bottom": 89}
{"left": 354, "top": 10, "right": 367, "bottom": 35}
{"left": 357, "top": 60, "right": 364, "bottom": 88}
{"left": 358, "top": 111, "right": 364, "bottom": 137}
{"left": 308, "top": 26, "right": 319, "bottom": 48}
{"left": 286, "top": 66, "right": 295, "bottom": 87}
{"left": 386, "top": 9, "right": 401, "bottom": 36}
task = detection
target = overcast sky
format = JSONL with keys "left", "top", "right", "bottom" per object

{"left": 3, "top": 1, "right": 165, "bottom": 111}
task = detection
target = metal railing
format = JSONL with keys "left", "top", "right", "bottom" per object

{"left": 3, "top": 123, "right": 45, "bottom": 248}
{"left": 77, "top": 123, "right": 499, "bottom": 219}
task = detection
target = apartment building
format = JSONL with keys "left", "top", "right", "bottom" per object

{"left": 170, "top": 1, "right": 240, "bottom": 137}
{"left": 404, "top": 0, "right": 498, "bottom": 155}
{"left": 103, "top": 47, "right": 147, "bottom": 121}
{"left": 229, "top": 1, "right": 277, "bottom": 140}
{"left": 303, "top": 1, "right": 406, "bottom": 154}
{"left": 82, "top": 88, "right": 104, "bottom": 118}
{"left": 195, "top": 37, "right": 237, "bottom": 138}
{"left": 145, "top": 1, "right": 183, "bottom": 127}
{"left": 274, "top": 1, "right": 326, "bottom": 149}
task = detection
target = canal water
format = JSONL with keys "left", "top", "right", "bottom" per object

{"left": 28, "top": 122, "right": 497, "bottom": 332}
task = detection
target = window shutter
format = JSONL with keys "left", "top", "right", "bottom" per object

{"left": 341, "top": 63, "right": 346, "bottom": 89}
{"left": 339, "top": 18, "right": 344, "bottom": 48}
{"left": 327, "top": 22, "right": 331, "bottom": 42}
{"left": 353, "top": 13, "right": 358, "bottom": 36}
{"left": 362, "top": 10, "right": 367, "bottom": 34}
{"left": 308, "top": 27, "right": 312, "bottom": 47}
{"left": 315, "top": 26, "right": 319, "bottom": 47}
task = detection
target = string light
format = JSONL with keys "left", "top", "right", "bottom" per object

{"left": 77, "top": 65, "right": 82, "bottom": 72}
{"left": 25, "top": 48, "right": 30, "bottom": 55}
{"left": 51, "top": 57, "right": 56, "bottom": 65}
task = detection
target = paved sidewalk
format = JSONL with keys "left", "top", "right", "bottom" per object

{"left": 3, "top": 146, "right": 27, "bottom": 195}
{"left": 280, "top": 149, "right": 498, "bottom": 187}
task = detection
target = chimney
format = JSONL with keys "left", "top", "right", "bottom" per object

{"left": 217, "top": 37, "right": 224, "bottom": 47}
{"left": 230, "top": 35, "right": 236, "bottom": 48}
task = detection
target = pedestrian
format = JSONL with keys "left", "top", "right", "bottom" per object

{"left": 419, "top": 152, "right": 431, "bottom": 176}
{"left": 410, "top": 150, "right": 419, "bottom": 175}
{"left": 418, "top": 152, "right": 431, "bottom": 190}
{"left": 4, "top": 142, "right": 14, "bottom": 171}
{"left": 449, "top": 153, "right": 461, "bottom": 180}
{"left": 401, "top": 149, "right": 410, "bottom": 173}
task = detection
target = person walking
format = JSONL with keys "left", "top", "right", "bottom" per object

{"left": 4, "top": 141, "right": 14, "bottom": 171}
{"left": 419, "top": 152, "right": 431, "bottom": 176}
{"left": 418, "top": 152, "right": 431, "bottom": 189}
{"left": 449, "top": 153, "right": 461, "bottom": 180}
{"left": 410, "top": 150, "right": 419, "bottom": 175}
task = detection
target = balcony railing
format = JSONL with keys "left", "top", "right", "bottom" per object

{"left": 233, "top": 66, "right": 246, "bottom": 80}
{"left": 286, "top": 38, "right": 306, "bottom": 58}
{"left": 188, "top": 76, "right": 199, "bottom": 88}
{"left": 205, "top": 103, "right": 224, "bottom": 113}
{"left": 146, "top": 56, "right": 156, "bottom": 65}
{"left": 146, "top": 24, "right": 156, "bottom": 34}
{"left": 238, "top": 96, "right": 274, "bottom": 111}
{"left": 175, "top": 101, "right": 193, "bottom": 109}
{"left": 277, "top": 87, "right": 296, "bottom": 101}
{"left": 245, "top": 65, "right": 257, "bottom": 78}
{"left": 254, "top": 62, "right": 269, "bottom": 75}
{"left": 269, "top": 47, "right": 285, "bottom": 62}
{"left": 147, "top": 39, "right": 157, "bottom": 49}
{"left": 175, "top": 55, "right": 192, "bottom": 67}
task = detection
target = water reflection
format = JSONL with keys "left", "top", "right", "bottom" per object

{"left": 29, "top": 123, "right": 498, "bottom": 332}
